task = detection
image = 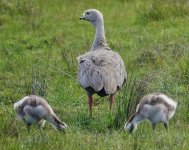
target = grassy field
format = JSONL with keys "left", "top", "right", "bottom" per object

{"left": 1, "top": 0, "right": 189, "bottom": 149}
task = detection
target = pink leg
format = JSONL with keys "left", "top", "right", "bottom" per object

{"left": 109, "top": 95, "right": 114, "bottom": 111}
{"left": 88, "top": 96, "right": 93, "bottom": 116}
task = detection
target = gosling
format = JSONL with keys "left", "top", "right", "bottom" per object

{"left": 124, "top": 93, "right": 177, "bottom": 133}
{"left": 14, "top": 95, "right": 67, "bottom": 132}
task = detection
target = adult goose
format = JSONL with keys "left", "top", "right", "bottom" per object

{"left": 77, "top": 9, "right": 127, "bottom": 115}
{"left": 14, "top": 95, "right": 67, "bottom": 132}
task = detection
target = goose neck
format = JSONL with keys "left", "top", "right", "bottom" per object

{"left": 130, "top": 113, "right": 144, "bottom": 125}
{"left": 91, "top": 20, "right": 108, "bottom": 50}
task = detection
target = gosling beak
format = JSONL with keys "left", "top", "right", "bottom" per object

{"left": 129, "top": 123, "right": 134, "bottom": 134}
{"left": 80, "top": 14, "right": 85, "bottom": 20}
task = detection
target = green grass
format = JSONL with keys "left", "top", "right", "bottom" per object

{"left": 1, "top": 0, "right": 189, "bottom": 149}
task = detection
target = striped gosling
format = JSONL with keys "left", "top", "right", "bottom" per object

{"left": 14, "top": 95, "right": 67, "bottom": 132}
{"left": 124, "top": 93, "right": 177, "bottom": 133}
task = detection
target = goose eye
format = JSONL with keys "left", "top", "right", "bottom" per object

{"left": 86, "top": 12, "right": 90, "bottom": 15}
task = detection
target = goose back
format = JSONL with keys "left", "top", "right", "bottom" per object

{"left": 14, "top": 95, "right": 53, "bottom": 120}
{"left": 77, "top": 48, "right": 127, "bottom": 96}
{"left": 136, "top": 93, "right": 177, "bottom": 119}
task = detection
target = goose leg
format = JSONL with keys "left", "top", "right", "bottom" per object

{"left": 109, "top": 95, "right": 114, "bottom": 111}
{"left": 38, "top": 120, "right": 46, "bottom": 130}
{"left": 164, "top": 123, "right": 168, "bottom": 131}
{"left": 88, "top": 96, "right": 93, "bottom": 116}
{"left": 26, "top": 124, "right": 31, "bottom": 133}
{"left": 152, "top": 123, "right": 156, "bottom": 131}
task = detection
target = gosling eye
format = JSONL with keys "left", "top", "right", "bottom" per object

{"left": 86, "top": 12, "right": 90, "bottom": 15}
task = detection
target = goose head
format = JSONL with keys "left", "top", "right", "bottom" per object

{"left": 80, "top": 9, "right": 103, "bottom": 26}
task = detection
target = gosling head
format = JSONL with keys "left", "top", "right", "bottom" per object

{"left": 57, "top": 122, "right": 67, "bottom": 132}
{"left": 124, "top": 122, "right": 137, "bottom": 133}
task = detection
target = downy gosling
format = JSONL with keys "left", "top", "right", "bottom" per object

{"left": 14, "top": 95, "right": 67, "bottom": 132}
{"left": 124, "top": 93, "right": 177, "bottom": 133}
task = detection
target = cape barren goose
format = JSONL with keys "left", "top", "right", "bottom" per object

{"left": 14, "top": 95, "right": 67, "bottom": 132}
{"left": 78, "top": 9, "right": 127, "bottom": 115}
{"left": 124, "top": 93, "right": 177, "bottom": 133}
